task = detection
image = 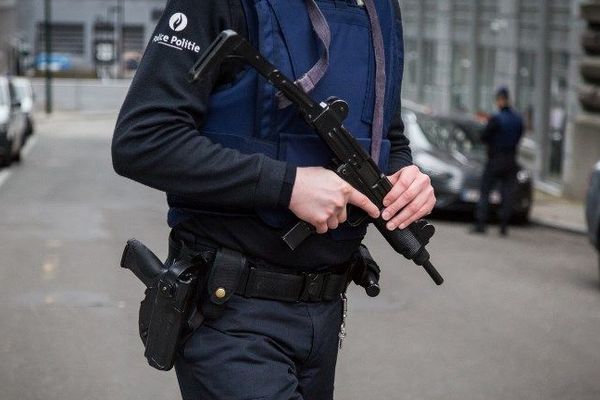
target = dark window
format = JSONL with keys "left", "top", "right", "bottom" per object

{"left": 151, "top": 8, "right": 165, "bottom": 22}
{"left": 93, "top": 23, "right": 145, "bottom": 53}
{"left": 36, "top": 23, "right": 85, "bottom": 55}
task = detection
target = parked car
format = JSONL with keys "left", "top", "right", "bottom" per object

{"left": 402, "top": 107, "right": 533, "bottom": 222}
{"left": 586, "top": 160, "right": 600, "bottom": 276}
{"left": 0, "top": 76, "right": 26, "bottom": 166}
{"left": 11, "top": 77, "right": 34, "bottom": 138}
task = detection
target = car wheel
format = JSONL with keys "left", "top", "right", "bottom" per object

{"left": 11, "top": 150, "right": 21, "bottom": 163}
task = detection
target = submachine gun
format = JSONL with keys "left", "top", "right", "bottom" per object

{"left": 189, "top": 30, "right": 444, "bottom": 286}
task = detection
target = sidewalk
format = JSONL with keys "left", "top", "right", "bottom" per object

{"left": 531, "top": 190, "right": 587, "bottom": 235}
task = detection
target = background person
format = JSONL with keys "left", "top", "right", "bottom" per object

{"left": 472, "top": 87, "right": 524, "bottom": 236}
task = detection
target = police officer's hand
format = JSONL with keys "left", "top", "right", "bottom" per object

{"left": 381, "top": 165, "right": 436, "bottom": 230}
{"left": 289, "top": 167, "right": 380, "bottom": 234}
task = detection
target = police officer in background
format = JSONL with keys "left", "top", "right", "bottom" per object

{"left": 112, "top": 0, "right": 435, "bottom": 398}
{"left": 472, "top": 87, "right": 524, "bottom": 236}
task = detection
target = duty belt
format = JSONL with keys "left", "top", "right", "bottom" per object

{"left": 168, "top": 236, "right": 350, "bottom": 303}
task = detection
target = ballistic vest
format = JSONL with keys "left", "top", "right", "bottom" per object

{"left": 168, "top": 0, "right": 404, "bottom": 240}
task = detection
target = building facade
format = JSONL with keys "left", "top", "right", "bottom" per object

{"left": 0, "top": 0, "right": 166, "bottom": 76}
{"left": 399, "top": 0, "right": 586, "bottom": 190}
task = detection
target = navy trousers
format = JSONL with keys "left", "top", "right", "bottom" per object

{"left": 475, "top": 165, "right": 517, "bottom": 229}
{"left": 175, "top": 294, "right": 343, "bottom": 400}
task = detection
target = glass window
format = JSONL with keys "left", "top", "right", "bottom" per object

{"left": 516, "top": 51, "right": 536, "bottom": 134}
{"left": 451, "top": 44, "right": 471, "bottom": 112}
{"left": 404, "top": 37, "right": 418, "bottom": 86}
{"left": 36, "top": 23, "right": 85, "bottom": 55}
{"left": 548, "top": 51, "right": 570, "bottom": 177}
{"left": 423, "top": 40, "right": 436, "bottom": 86}
{"left": 0, "top": 81, "right": 8, "bottom": 106}
{"left": 477, "top": 47, "right": 496, "bottom": 113}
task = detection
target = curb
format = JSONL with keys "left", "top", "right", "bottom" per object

{"left": 530, "top": 218, "right": 588, "bottom": 236}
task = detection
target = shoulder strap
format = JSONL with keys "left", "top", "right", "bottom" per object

{"left": 364, "top": 0, "right": 386, "bottom": 164}
{"left": 276, "top": 0, "right": 331, "bottom": 109}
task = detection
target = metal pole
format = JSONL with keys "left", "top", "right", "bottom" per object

{"left": 44, "top": 0, "right": 53, "bottom": 114}
{"left": 468, "top": 0, "right": 480, "bottom": 112}
{"left": 533, "top": 0, "right": 551, "bottom": 180}
{"left": 116, "top": 0, "right": 124, "bottom": 78}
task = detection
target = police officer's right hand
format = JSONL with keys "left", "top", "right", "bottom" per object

{"left": 289, "top": 167, "right": 380, "bottom": 234}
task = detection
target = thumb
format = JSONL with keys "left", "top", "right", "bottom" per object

{"left": 348, "top": 189, "right": 380, "bottom": 219}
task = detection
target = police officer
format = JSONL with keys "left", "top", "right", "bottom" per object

{"left": 472, "top": 87, "right": 524, "bottom": 236}
{"left": 112, "top": 0, "right": 435, "bottom": 398}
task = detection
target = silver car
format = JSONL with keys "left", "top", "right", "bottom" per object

{"left": 11, "top": 77, "right": 34, "bottom": 138}
{"left": 0, "top": 77, "right": 26, "bottom": 166}
{"left": 586, "top": 160, "right": 600, "bottom": 275}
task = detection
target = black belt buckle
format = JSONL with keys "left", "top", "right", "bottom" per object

{"left": 299, "top": 273, "right": 327, "bottom": 302}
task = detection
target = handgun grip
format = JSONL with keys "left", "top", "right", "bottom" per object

{"left": 120, "top": 239, "right": 165, "bottom": 287}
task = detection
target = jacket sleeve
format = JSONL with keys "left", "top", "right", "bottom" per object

{"left": 386, "top": 1, "right": 413, "bottom": 175}
{"left": 481, "top": 116, "right": 500, "bottom": 143}
{"left": 112, "top": 0, "right": 290, "bottom": 211}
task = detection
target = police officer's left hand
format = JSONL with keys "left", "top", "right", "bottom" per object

{"left": 380, "top": 165, "right": 436, "bottom": 230}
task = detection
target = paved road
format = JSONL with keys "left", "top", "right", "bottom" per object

{"left": 0, "top": 113, "right": 598, "bottom": 400}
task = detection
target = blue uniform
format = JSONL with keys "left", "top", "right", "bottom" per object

{"left": 113, "top": 0, "right": 408, "bottom": 398}
{"left": 475, "top": 106, "right": 524, "bottom": 231}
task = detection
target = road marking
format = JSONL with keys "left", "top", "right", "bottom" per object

{"left": 0, "top": 169, "right": 11, "bottom": 189}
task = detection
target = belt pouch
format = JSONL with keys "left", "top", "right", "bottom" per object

{"left": 201, "top": 248, "right": 246, "bottom": 319}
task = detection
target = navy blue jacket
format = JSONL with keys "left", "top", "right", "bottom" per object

{"left": 112, "top": 0, "right": 412, "bottom": 269}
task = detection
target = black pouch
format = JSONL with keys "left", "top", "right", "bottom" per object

{"left": 351, "top": 244, "right": 382, "bottom": 298}
{"left": 200, "top": 248, "right": 246, "bottom": 319}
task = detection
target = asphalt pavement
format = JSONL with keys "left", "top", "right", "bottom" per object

{"left": 0, "top": 112, "right": 598, "bottom": 400}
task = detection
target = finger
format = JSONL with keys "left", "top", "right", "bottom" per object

{"left": 396, "top": 197, "right": 436, "bottom": 230}
{"left": 383, "top": 166, "right": 418, "bottom": 207}
{"left": 348, "top": 189, "right": 380, "bottom": 218}
{"left": 382, "top": 173, "right": 430, "bottom": 221}
{"left": 337, "top": 206, "right": 348, "bottom": 224}
{"left": 386, "top": 168, "right": 403, "bottom": 185}
{"left": 314, "top": 217, "right": 329, "bottom": 234}
{"left": 386, "top": 188, "right": 434, "bottom": 230}
{"left": 327, "top": 214, "right": 339, "bottom": 230}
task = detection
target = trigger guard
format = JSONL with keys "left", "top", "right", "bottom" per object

{"left": 346, "top": 205, "right": 370, "bottom": 227}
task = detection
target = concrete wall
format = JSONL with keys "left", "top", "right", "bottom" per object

{"left": 0, "top": 1, "right": 17, "bottom": 74}
{"left": 31, "top": 78, "right": 131, "bottom": 112}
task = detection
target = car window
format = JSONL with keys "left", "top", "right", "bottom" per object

{"left": 14, "top": 85, "right": 26, "bottom": 102}
{"left": 0, "top": 81, "right": 8, "bottom": 106}
{"left": 415, "top": 114, "right": 485, "bottom": 155}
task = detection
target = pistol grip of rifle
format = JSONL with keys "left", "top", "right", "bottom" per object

{"left": 282, "top": 221, "right": 315, "bottom": 250}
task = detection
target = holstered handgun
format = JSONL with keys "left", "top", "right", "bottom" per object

{"left": 120, "top": 239, "right": 202, "bottom": 371}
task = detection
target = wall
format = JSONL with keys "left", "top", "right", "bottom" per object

{"left": 31, "top": 78, "right": 131, "bottom": 112}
